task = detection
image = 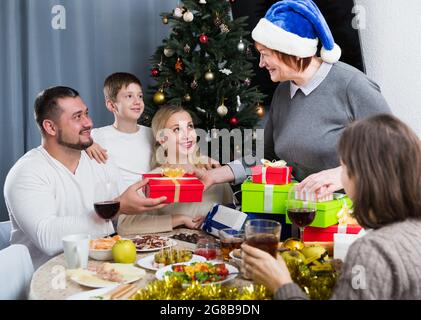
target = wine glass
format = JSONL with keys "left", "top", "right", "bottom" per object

{"left": 286, "top": 185, "right": 317, "bottom": 242}
{"left": 93, "top": 181, "right": 120, "bottom": 237}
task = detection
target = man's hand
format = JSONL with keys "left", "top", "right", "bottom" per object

{"left": 197, "top": 156, "right": 221, "bottom": 170}
{"left": 86, "top": 142, "right": 108, "bottom": 164}
{"left": 241, "top": 243, "right": 292, "bottom": 293}
{"left": 118, "top": 179, "right": 167, "bottom": 215}
{"left": 191, "top": 165, "right": 235, "bottom": 190}
{"left": 191, "top": 168, "right": 214, "bottom": 191}
{"left": 296, "top": 166, "right": 343, "bottom": 198}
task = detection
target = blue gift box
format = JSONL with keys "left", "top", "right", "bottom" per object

{"left": 202, "top": 204, "right": 248, "bottom": 238}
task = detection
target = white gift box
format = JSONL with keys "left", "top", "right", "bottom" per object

{"left": 201, "top": 204, "right": 248, "bottom": 238}
{"left": 333, "top": 229, "right": 366, "bottom": 261}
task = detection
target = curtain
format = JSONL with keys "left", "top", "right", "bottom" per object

{"left": 0, "top": 0, "right": 177, "bottom": 221}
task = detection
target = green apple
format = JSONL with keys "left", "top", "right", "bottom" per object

{"left": 281, "top": 250, "right": 306, "bottom": 265}
{"left": 112, "top": 239, "right": 137, "bottom": 264}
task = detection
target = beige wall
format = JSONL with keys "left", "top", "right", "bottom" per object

{"left": 355, "top": 0, "right": 421, "bottom": 136}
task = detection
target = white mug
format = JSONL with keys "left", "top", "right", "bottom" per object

{"left": 62, "top": 234, "right": 90, "bottom": 269}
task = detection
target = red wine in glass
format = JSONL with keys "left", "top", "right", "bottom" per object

{"left": 94, "top": 181, "right": 120, "bottom": 237}
{"left": 94, "top": 201, "right": 120, "bottom": 220}
{"left": 287, "top": 208, "right": 316, "bottom": 227}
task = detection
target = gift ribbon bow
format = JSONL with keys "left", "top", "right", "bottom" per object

{"left": 260, "top": 159, "right": 289, "bottom": 184}
{"left": 261, "top": 159, "right": 287, "bottom": 168}
{"left": 148, "top": 168, "right": 194, "bottom": 203}
{"left": 337, "top": 199, "right": 356, "bottom": 225}
{"left": 162, "top": 167, "right": 186, "bottom": 178}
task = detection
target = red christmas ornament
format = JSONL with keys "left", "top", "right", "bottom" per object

{"left": 151, "top": 68, "right": 160, "bottom": 77}
{"left": 199, "top": 34, "right": 209, "bottom": 44}
{"left": 229, "top": 116, "right": 238, "bottom": 126}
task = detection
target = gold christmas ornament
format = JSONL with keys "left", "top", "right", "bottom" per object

{"left": 163, "top": 47, "right": 175, "bottom": 57}
{"left": 183, "top": 11, "right": 194, "bottom": 22}
{"left": 183, "top": 93, "right": 192, "bottom": 102}
{"left": 204, "top": 70, "right": 215, "bottom": 82}
{"left": 256, "top": 103, "right": 265, "bottom": 118}
{"left": 153, "top": 89, "right": 166, "bottom": 105}
{"left": 217, "top": 103, "right": 228, "bottom": 117}
{"left": 281, "top": 237, "right": 305, "bottom": 251}
{"left": 162, "top": 16, "right": 169, "bottom": 24}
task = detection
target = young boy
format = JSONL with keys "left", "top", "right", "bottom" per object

{"left": 87, "top": 72, "right": 154, "bottom": 189}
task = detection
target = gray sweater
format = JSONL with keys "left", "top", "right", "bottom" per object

{"left": 275, "top": 219, "right": 421, "bottom": 300}
{"left": 265, "top": 62, "right": 391, "bottom": 174}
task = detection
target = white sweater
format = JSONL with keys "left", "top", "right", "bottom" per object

{"left": 3, "top": 146, "right": 123, "bottom": 269}
{"left": 91, "top": 125, "right": 154, "bottom": 190}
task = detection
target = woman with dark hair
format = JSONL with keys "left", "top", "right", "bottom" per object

{"left": 242, "top": 114, "right": 421, "bottom": 299}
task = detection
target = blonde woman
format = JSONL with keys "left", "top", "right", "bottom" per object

{"left": 117, "top": 105, "right": 234, "bottom": 235}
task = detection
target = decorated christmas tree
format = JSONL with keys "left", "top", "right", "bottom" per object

{"left": 143, "top": 0, "right": 265, "bottom": 136}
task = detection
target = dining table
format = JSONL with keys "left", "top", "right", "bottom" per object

{"left": 29, "top": 228, "right": 253, "bottom": 300}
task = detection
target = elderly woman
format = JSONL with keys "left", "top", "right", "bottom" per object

{"left": 201, "top": 0, "right": 391, "bottom": 197}
{"left": 242, "top": 114, "right": 421, "bottom": 299}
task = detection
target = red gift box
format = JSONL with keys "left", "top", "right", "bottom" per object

{"left": 143, "top": 173, "right": 204, "bottom": 203}
{"left": 303, "top": 224, "right": 362, "bottom": 242}
{"left": 251, "top": 165, "right": 292, "bottom": 185}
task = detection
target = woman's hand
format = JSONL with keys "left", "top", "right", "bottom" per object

{"left": 172, "top": 214, "right": 205, "bottom": 229}
{"left": 296, "top": 166, "right": 343, "bottom": 198}
{"left": 86, "top": 142, "right": 108, "bottom": 164}
{"left": 241, "top": 243, "right": 292, "bottom": 293}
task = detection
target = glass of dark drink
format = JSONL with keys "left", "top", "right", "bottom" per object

{"left": 218, "top": 228, "right": 244, "bottom": 261}
{"left": 93, "top": 181, "right": 120, "bottom": 237}
{"left": 286, "top": 186, "right": 317, "bottom": 242}
{"left": 244, "top": 219, "right": 281, "bottom": 258}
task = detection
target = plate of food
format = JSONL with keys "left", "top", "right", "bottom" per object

{"left": 129, "top": 235, "right": 177, "bottom": 252}
{"left": 67, "top": 263, "right": 145, "bottom": 288}
{"left": 137, "top": 249, "right": 206, "bottom": 271}
{"left": 155, "top": 261, "right": 238, "bottom": 286}
{"left": 66, "top": 285, "right": 119, "bottom": 300}
{"left": 66, "top": 283, "right": 139, "bottom": 300}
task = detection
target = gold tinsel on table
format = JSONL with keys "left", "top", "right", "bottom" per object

{"left": 286, "top": 260, "right": 339, "bottom": 300}
{"left": 130, "top": 277, "right": 271, "bottom": 300}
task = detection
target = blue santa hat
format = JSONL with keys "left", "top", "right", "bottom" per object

{"left": 252, "top": 0, "right": 341, "bottom": 64}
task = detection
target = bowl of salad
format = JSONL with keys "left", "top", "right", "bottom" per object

{"left": 155, "top": 261, "right": 238, "bottom": 286}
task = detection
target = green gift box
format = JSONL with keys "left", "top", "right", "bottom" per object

{"left": 241, "top": 180, "right": 294, "bottom": 214}
{"left": 285, "top": 196, "right": 353, "bottom": 228}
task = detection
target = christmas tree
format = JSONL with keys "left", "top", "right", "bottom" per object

{"left": 143, "top": 0, "right": 265, "bottom": 136}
